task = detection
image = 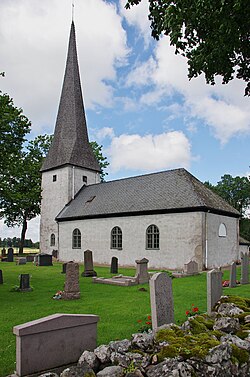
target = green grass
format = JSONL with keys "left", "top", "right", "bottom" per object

{"left": 0, "top": 262, "right": 249, "bottom": 376}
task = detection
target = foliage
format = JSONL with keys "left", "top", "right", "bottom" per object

{"left": 90, "top": 141, "right": 109, "bottom": 182}
{"left": 125, "top": 0, "right": 250, "bottom": 96}
{"left": 0, "top": 134, "right": 52, "bottom": 253}
{"left": 0, "top": 92, "right": 30, "bottom": 179}
{"left": 137, "top": 315, "right": 152, "bottom": 332}
{"left": 185, "top": 304, "right": 200, "bottom": 317}
{"left": 239, "top": 218, "right": 250, "bottom": 241}
{"left": 204, "top": 174, "right": 250, "bottom": 217}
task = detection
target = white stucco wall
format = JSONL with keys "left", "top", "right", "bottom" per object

{"left": 40, "top": 166, "right": 100, "bottom": 254}
{"left": 58, "top": 212, "right": 205, "bottom": 270}
{"left": 206, "top": 212, "right": 238, "bottom": 268}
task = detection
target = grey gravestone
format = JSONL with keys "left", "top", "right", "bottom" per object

{"left": 62, "top": 262, "right": 67, "bottom": 274}
{"left": 0, "top": 270, "right": 3, "bottom": 284}
{"left": 135, "top": 258, "right": 150, "bottom": 284}
{"left": 150, "top": 272, "right": 174, "bottom": 330}
{"left": 241, "top": 252, "right": 249, "bottom": 285}
{"left": 16, "top": 258, "right": 27, "bottom": 265}
{"left": 26, "top": 254, "right": 35, "bottom": 262}
{"left": 207, "top": 269, "right": 223, "bottom": 315}
{"left": 62, "top": 262, "right": 80, "bottom": 300}
{"left": 184, "top": 260, "right": 198, "bottom": 275}
{"left": 82, "top": 250, "right": 97, "bottom": 277}
{"left": 38, "top": 254, "right": 53, "bottom": 266}
{"left": 110, "top": 257, "right": 118, "bottom": 274}
{"left": 229, "top": 261, "right": 237, "bottom": 288}
{"left": 19, "top": 274, "right": 32, "bottom": 292}
{"left": 7, "top": 248, "right": 14, "bottom": 262}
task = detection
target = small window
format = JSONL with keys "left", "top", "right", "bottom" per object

{"left": 53, "top": 175, "right": 57, "bottom": 182}
{"left": 50, "top": 233, "right": 55, "bottom": 246}
{"left": 72, "top": 228, "right": 81, "bottom": 249}
{"left": 83, "top": 176, "right": 87, "bottom": 184}
{"left": 219, "top": 223, "right": 227, "bottom": 237}
{"left": 146, "top": 225, "right": 159, "bottom": 249}
{"left": 111, "top": 226, "right": 122, "bottom": 249}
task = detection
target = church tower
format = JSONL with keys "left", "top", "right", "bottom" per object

{"left": 40, "top": 22, "right": 101, "bottom": 255}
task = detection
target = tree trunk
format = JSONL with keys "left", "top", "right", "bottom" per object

{"left": 19, "top": 217, "right": 27, "bottom": 254}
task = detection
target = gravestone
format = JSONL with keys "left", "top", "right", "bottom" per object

{"left": 207, "top": 269, "right": 223, "bottom": 315}
{"left": 38, "top": 253, "right": 53, "bottom": 266}
{"left": 16, "top": 257, "right": 27, "bottom": 265}
{"left": 62, "top": 262, "right": 80, "bottom": 300}
{"left": 110, "top": 257, "right": 118, "bottom": 274}
{"left": 62, "top": 262, "right": 67, "bottom": 274}
{"left": 241, "top": 252, "right": 249, "bottom": 285}
{"left": 1, "top": 248, "right": 6, "bottom": 256}
{"left": 229, "top": 261, "right": 237, "bottom": 288}
{"left": 0, "top": 269, "right": 3, "bottom": 284}
{"left": 52, "top": 249, "right": 58, "bottom": 259}
{"left": 26, "top": 254, "right": 35, "bottom": 262}
{"left": 135, "top": 258, "right": 150, "bottom": 284}
{"left": 150, "top": 272, "right": 174, "bottom": 330}
{"left": 184, "top": 260, "right": 198, "bottom": 275}
{"left": 82, "top": 250, "right": 97, "bottom": 277}
{"left": 7, "top": 247, "right": 14, "bottom": 262}
{"left": 19, "top": 274, "right": 32, "bottom": 292}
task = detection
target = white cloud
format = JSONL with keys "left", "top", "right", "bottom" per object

{"left": 108, "top": 130, "right": 192, "bottom": 172}
{"left": 119, "top": 0, "right": 151, "bottom": 46}
{"left": 96, "top": 127, "right": 115, "bottom": 140}
{"left": 0, "top": 0, "right": 129, "bottom": 135}
{"left": 125, "top": 37, "right": 250, "bottom": 142}
{"left": 0, "top": 217, "right": 40, "bottom": 243}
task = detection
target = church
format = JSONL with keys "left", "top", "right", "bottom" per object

{"left": 40, "top": 22, "right": 240, "bottom": 271}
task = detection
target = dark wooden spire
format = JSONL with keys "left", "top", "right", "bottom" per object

{"left": 41, "top": 22, "right": 101, "bottom": 172}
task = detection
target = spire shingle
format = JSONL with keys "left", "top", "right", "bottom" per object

{"left": 41, "top": 22, "right": 101, "bottom": 172}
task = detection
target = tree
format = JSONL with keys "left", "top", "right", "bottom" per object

{"left": 125, "top": 0, "right": 250, "bottom": 96}
{"left": 0, "top": 134, "right": 52, "bottom": 254}
{"left": 0, "top": 92, "right": 31, "bottom": 177}
{"left": 90, "top": 141, "right": 109, "bottom": 182}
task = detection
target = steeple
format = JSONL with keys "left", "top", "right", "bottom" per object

{"left": 41, "top": 22, "right": 101, "bottom": 173}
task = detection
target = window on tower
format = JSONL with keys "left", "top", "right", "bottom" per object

{"left": 72, "top": 228, "right": 81, "bottom": 249}
{"left": 50, "top": 233, "right": 55, "bottom": 246}
{"left": 83, "top": 176, "right": 87, "bottom": 184}
{"left": 53, "top": 175, "right": 57, "bottom": 182}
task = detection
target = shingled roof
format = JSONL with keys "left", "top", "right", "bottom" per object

{"left": 56, "top": 168, "right": 240, "bottom": 221}
{"left": 41, "top": 22, "right": 100, "bottom": 173}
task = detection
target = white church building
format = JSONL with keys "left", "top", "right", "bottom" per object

{"left": 40, "top": 22, "right": 240, "bottom": 271}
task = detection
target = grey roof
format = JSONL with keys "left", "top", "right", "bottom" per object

{"left": 41, "top": 22, "right": 100, "bottom": 172}
{"left": 56, "top": 168, "right": 240, "bottom": 221}
{"left": 239, "top": 236, "right": 250, "bottom": 245}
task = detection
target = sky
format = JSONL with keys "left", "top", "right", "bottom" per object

{"left": 0, "top": 0, "right": 249, "bottom": 243}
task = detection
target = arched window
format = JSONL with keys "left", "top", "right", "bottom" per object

{"left": 146, "top": 225, "right": 159, "bottom": 249}
{"left": 111, "top": 226, "right": 122, "bottom": 249}
{"left": 219, "top": 223, "right": 227, "bottom": 237}
{"left": 72, "top": 228, "right": 81, "bottom": 249}
{"left": 50, "top": 233, "right": 55, "bottom": 246}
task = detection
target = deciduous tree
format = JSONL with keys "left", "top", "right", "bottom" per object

{"left": 125, "top": 0, "right": 250, "bottom": 96}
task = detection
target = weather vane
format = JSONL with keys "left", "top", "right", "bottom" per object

{"left": 72, "top": 0, "right": 75, "bottom": 22}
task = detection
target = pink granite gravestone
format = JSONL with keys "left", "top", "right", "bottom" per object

{"left": 62, "top": 261, "right": 80, "bottom": 300}
{"left": 13, "top": 313, "right": 99, "bottom": 376}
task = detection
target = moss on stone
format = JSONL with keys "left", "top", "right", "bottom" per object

{"left": 241, "top": 323, "right": 250, "bottom": 331}
{"left": 157, "top": 332, "right": 220, "bottom": 362}
{"left": 221, "top": 296, "right": 250, "bottom": 312}
{"left": 231, "top": 344, "right": 249, "bottom": 365}
{"left": 236, "top": 312, "right": 250, "bottom": 324}
{"left": 189, "top": 318, "right": 208, "bottom": 334}
{"left": 156, "top": 327, "right": 184, "bottom": 343}
{"left": 235, "top": 330, "right": 249, "bottom": 340}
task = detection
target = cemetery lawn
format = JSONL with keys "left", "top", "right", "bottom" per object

{"left": 0, "top": 263, "right": 249, "bottom": 376}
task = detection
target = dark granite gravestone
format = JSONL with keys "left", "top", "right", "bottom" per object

{"left": 38, "top": 254, "right": 53, "bottom": 266}
{"left": 1, "top": 248, "right": 6, "bottom": 257}
{"left": 19, "top": 274, "right": 32, "bottom": 292}
{"left": 62, "top": 263, "right": 67, "bottom": 274}
{"left": 0, "top": 270, "right": 3, "bottom": 284}
{"left": 110, "top": 257, "right": 118, "bottom": 274}
{"left": 7, "top": 248, "right": 14, "bottom": 262}
{"left": 82, "top": 250, "right": 97, "bottom": 277}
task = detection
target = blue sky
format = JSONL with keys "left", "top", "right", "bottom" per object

{"left": 0, "top": 0, "right": 249, "bottom": 242}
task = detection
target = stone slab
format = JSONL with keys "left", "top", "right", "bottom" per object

{"left": 13, "top": 314, "right": 99, "bottom": 377}
{"left": 207, "top": 269, "right": 223, "bottom": 315}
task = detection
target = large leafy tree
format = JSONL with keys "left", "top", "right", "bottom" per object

{"left": 125, "top": 0, "right": 250, "bottom": 96}
{"left": 0, "top": 134, "right": 52, "bottom": 253}
{"left": 204, "top": 174, "right": 250, "bottom": 240}
{"left": 90, "top": 141, "right": 109, "bottom": 182}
